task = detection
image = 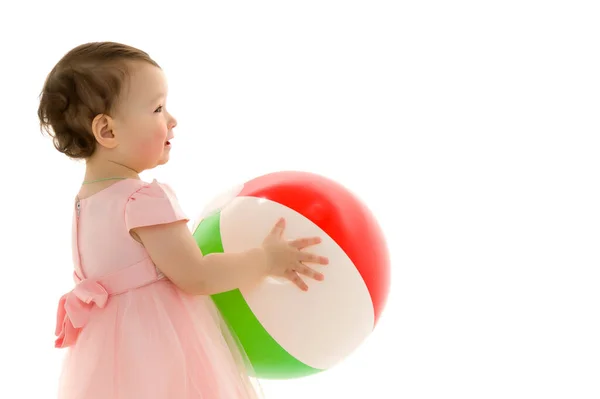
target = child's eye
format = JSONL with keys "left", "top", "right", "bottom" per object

{"left": 155, "top": 106, "right": 163, "bottom": 113}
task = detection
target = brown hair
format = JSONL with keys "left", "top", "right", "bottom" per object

{"left": 37, "top": 42, "right": 160, "bottom": 159}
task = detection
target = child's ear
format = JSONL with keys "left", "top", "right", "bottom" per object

{"left": 91, "top": 114, "right": 118, "bottom": 149}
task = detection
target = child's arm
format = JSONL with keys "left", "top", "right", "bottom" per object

{"left": 133, "top": 217, "right": 328, "bottom": 295}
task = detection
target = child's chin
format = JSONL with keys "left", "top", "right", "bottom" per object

{"left": 157, "top": 155, "right": 170, "bottom": 166}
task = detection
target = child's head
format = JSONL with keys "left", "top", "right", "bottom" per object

{"left": 38, "top": 42, "right": 177, "bottom": 172}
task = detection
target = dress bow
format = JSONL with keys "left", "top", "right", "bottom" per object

{"left": 54, "top": 278, "right": 109, "bottom": 348}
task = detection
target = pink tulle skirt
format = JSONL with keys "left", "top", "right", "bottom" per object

{"left": 57, "top": 279, "right": 262, "bottom": 399}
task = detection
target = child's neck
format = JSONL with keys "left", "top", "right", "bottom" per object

{"left": 84, "top": 156, "right": 140, "bottom": 181}
{"left": 78, "top": 157, "right": 141, "bottom": 199}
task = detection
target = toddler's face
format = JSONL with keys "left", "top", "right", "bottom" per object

{"left": 111, "top": 62, "right": 177, "bottom": 171}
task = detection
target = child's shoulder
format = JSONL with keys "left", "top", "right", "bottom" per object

{"left": 77, "top": 178, "right": 167, "bottom": 202}
{"left": 124, "top": 178, "right": 188, "bottom": 231}
{"left": 126, "top": 179, "right": 180, "bottom": 201}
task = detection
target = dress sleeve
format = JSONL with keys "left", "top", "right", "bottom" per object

{"left": 125, "top": 180, "right": 189, "bottom": 231}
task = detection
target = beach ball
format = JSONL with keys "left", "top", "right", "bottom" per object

{"left": 191, "top": 171, "right": 390, "bottom": 379}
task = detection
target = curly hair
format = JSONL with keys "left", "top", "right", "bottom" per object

{"left": 37, "top": 42, "right": 160, "bottom": 159}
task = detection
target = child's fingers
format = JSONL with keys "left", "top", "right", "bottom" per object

{"left": 289, "top": 236, "right": 322, "bottom": 249}
{"left": 284, "top": 270, "right": 309, "bottom": 291}
{"left": 297, "top": 251, "right": 329, "bottom": 265}
{"left": 295, "top": 262, "right": 325, "bottom": 281}
{"left": 268, "top": 217, "right": 286, "bottom": 237}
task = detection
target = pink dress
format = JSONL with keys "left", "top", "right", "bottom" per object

{"left": 54, "top": 179, "right": 262, "bottom": 399}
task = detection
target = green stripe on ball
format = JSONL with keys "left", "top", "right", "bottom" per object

{"left": 192, "top": 211, "right": 322, "bottom": 379}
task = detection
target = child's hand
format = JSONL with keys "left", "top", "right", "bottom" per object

{"left": 261, "top": 217, "right": 329, "bottom": 291}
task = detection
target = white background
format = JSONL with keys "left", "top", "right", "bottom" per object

{"left": 1, "top": 0, "right": 599, "bottom": 398}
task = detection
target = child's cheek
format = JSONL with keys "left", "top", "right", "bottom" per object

{"left": 137, "top": 132, "right": 165, "bottom": 160}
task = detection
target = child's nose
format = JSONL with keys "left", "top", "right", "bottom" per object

{"left": 168, "top": 113, "right": 177, "bottom": 129}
